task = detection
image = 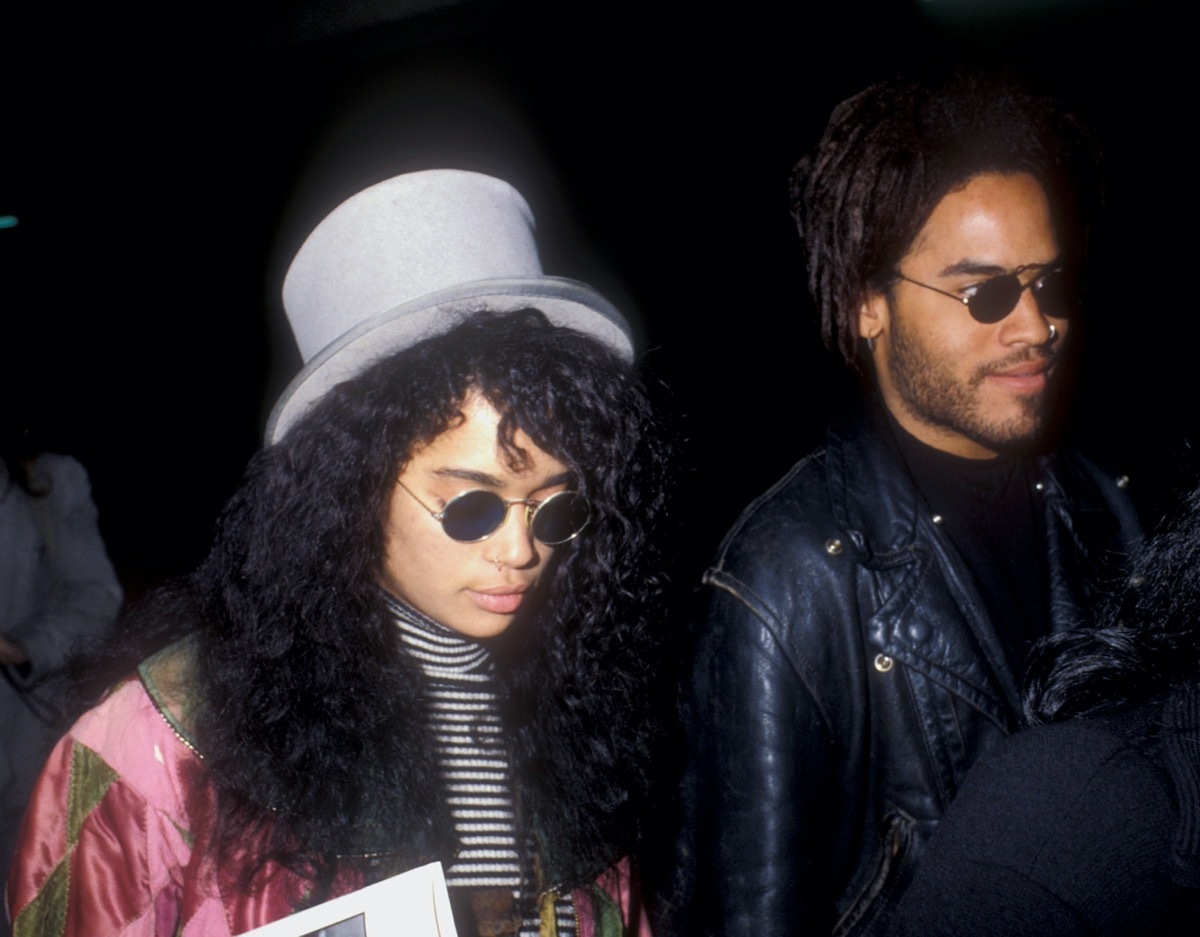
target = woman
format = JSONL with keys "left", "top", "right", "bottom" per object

{"left": 888, "top": 481, "right": 1200, "bottom": 935}
{"left": 8, "top": 171, "right": 670, "bottom": 937}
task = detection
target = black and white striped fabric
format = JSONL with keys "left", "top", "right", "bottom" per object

{"left": 388, "top": 596, "right": 576, "bottom": 936}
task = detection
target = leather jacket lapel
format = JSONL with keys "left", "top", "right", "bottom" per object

{"left": 827, "top": 402, "right": 1020, "bottom": 727}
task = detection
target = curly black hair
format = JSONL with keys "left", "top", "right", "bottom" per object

{"left": 790, "top": 67, "right": 1101, "bottom": 371}
{"left": 1025, "top": 481, "right": 1200, "bottom": 725}
{"left": 117, "top": 308, "right": 673, "bottom": 891}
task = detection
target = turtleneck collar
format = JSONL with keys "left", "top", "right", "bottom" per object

{"left": 383, "top": 592, "right": 492, "bottom": 680}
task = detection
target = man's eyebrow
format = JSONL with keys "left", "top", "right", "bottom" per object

{"left": 938, "top": 258, "right": 1060, "bottom": 277}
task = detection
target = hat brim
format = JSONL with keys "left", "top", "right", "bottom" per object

{"left": 265, "top": 276, "right": 633, "bottom": 443}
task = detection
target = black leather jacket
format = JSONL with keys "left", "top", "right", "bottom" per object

{"left": 677, "top": 404, "right": 1142, "bottom": 936}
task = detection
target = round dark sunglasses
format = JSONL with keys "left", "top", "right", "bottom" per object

{"left": 895, "top": 265, "right": 1072, "bottom": 325}
{"left": 397, "top": 480, "right": 591, "bottom": 545}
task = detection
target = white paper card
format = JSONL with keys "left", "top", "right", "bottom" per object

{"left": 237, "top": 861, "right": 458, "bottom": 937}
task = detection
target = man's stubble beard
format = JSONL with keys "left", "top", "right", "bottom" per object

{"left": 887, "top": 313, "right": 1054, "bottom": 455}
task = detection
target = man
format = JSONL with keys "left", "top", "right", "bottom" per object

{"left": 676, "top": 71, "right": 1142, "bottom": 936}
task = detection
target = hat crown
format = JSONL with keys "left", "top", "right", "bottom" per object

{"left": 282, "top": 170, "right": 543, "bottom": 363}
{"left": 266, "top": 169, "right": 632, "bottom": 444}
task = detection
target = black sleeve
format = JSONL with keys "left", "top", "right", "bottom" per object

{"left": 675, "top": 576, "right": 839, "bottom": 937}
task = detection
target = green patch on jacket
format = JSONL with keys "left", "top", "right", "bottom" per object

{"left": 12, "top": 858, "right": 69, "bottom": 937}
{"left": 67, "top": 743, "right": 120, "bottom": 846}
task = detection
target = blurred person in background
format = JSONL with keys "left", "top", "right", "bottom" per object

{"left": 889, "top": 480, "right": 1200, "bottom": 935}
{"left": 0, "top": 396, "right": 121, "bottom": 908}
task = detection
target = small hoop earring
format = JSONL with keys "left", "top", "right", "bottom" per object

{"left": 1048, "top": 323, "right": 1057, "bottom": 341}
{"left": 866, "top": 334, "right": 877, "bottom": 352}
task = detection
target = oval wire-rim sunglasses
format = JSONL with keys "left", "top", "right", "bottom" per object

{"left": 396, "top": 480, "right": 591, "bottom": 545}
{"left": 894, "top": 264, "right": 1073, "bottom": 325}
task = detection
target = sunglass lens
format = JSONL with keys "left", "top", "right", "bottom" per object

{"left": 530, "top": 492, "right": 590, "bottom": 545}
{"left": 968, "top": 275, "right": 1023, "bottom": 324}
{"left": 1033, "top": 270, "right": 1073, "bottom": 320}
{"left": 441, "top": 490, "right": 508, "bottom": 542}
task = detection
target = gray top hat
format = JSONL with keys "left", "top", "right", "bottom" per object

{"left": 266, "top": 169, "right": 634, "bottom": 443}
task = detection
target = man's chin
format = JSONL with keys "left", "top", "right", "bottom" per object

{"left": 970, "top": 392, "right": 1052, "bottom": 447}
{"left": 965, "top": 415, "right": 1050, "bottom": 456}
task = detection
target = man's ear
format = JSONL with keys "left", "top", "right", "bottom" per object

{"left": 858, "top": 291, "right": 889, "bottom": 342}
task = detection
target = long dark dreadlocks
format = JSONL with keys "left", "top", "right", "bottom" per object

{"left": 790, "top": 67, "right": 1102, "bottom": 370}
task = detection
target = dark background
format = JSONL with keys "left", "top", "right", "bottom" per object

{"left": 2, "top": 0, "right": 1195, "bottom": 598}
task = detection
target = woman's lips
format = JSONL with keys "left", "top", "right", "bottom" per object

{"left": 466, "top": 588, "right": 528, "bottom": 615}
